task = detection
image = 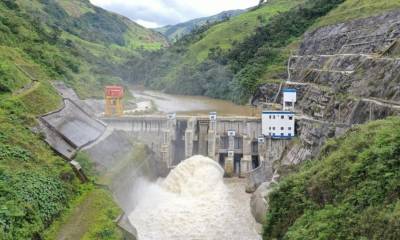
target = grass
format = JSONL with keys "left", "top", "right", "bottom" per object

{"left": 312, "top": 0, "right": 400, "bottom": 29}
{"left": 57, "top": 0, "right": 95, "bottom": 18}
{"left": 186, "top": 0, "right": 306, "bottom": 62}
{"left": 43, "top": 186, "right": 124, "bottom": 240}
{"left": 263, "top": 117, "right": 400, "bottom": 239}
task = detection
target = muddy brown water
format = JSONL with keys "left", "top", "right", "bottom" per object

{"left": 131, "top": 88, "right": 256, "bottom": 116}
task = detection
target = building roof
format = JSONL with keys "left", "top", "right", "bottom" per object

{"left": 283, "top": 88, "right": 297, "bottom": 93}
{"left": 262, "top": 111, "right": 295, "bottom": 114}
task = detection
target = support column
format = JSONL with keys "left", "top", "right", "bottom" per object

{"left": 162, "top": 115, "right": 176, "bottom": 168}
{"left": 225, "top": 132, "right": 235, "bottom": 177}
{"left": 198, "top": 120, "right": 209, "bottom": 156}
{"left": 225, "top": 151, "right": 234, "bottom": 177}
{"left": 208, "top": 117, "right": 217, "bottom": 160}
{"left": 258, "top": 137, "right": 267, "bottom": 162}
{"left": 185, "top": 117, "right": 196, "bottom": 158}
{"left": 161, "top": 129, "right": 171, "bottom": 166}
{"left": 263, "top": 137, "right": 274, "bottom": 180}
{"left": 240, "top": 135, "right": 252, "bottom": 178}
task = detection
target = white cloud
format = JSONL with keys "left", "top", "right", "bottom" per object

{"left": 135, "top": 19, "right": 161, "bottom": 28}
{"left": 90, "top": 0, "right": 259, "bottom": 27}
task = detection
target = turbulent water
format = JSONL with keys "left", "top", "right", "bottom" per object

{"left": 128, "top": 156, "right": 261, "bottom": 240}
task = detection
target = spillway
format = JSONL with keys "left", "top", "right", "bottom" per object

{"left": 128, "top": 155, "right": 261, "bottom": 240}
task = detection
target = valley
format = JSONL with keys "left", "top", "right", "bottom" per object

{"left": 0, "top": 0, "right": 400, "bottom": 240}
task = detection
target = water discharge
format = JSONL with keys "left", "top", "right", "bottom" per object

{"left": 129, "top": 155, "right": 261, "bottom": 240}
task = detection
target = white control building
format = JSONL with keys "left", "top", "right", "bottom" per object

{"left": 283, "top": 88, "right": 297, "bottom": 111}
{"left": 262, "top": 111, "right": 295, "bottom": 138}
{"left": 262, "top": 88, "right": 297, "bottom": 139}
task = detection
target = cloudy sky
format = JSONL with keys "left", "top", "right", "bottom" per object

{"left": 90, "top": 0, "right": 259, "bottom": 28}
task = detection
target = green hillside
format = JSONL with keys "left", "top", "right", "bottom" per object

{"left": 156, "top": 9, "right": 245, "bottom": 41}
{"left": 0, "top": 0, "right": 167, "bottom": 98}
{"left": 186, "top": 0, "right": 304, "bottom": 62}
{"left": 132, "top": 0, "right": 400, "bottom": 104}
{"left": 313, "top": 0, "right": 400, "bottom": 28}
{"left": 0, "top": 0, "right": 166, "bottom": 239}
{"left": 131, "top": 0, "right": 342, "bottom": 103}
{"left": 263, "top": 117, "right": 400, "bottom": 239}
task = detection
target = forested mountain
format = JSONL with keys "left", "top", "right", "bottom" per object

{"left": 156, "top": 9, "right": 245, "bottom": 41}
{"left": 131, "top": 0, "right": 400, "bottom": 104}
{"left": 0, "top": 0, "right": 167, "bottom": 98}
{"left": 129, "top": 0, "right": 305, "bottom": 103}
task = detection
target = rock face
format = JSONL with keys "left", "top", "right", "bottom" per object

{"left": 250, "top": 181, "right": 276, "bottom": 224}
{"left": 255, "top": 10, "right": 400, "bottom": 167}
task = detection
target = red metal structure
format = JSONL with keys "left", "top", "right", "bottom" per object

{"left": 105, "top": 85, "right": 124, "bottom": 116}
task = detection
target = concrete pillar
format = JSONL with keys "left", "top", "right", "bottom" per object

{"left": 225, "top": 151, "right": 234, "bottom": 177}
{"left": 207, "top": 119, "right": 217, "bottom": 160}
{"left": 228, "top": 134, "right": 235, "bottom": 150}
{"left": 240, "top": 135, "right": 252, "bottom": 178}
{"left": 198, "top": 120, "right": 209, "bottom": 156}
{"left": 263, "top": 137, "right": 274, "bottom": 180}
{"left": 161, "top": 129, "right": 171, "bottom": 167}
{"left": 162, "top": 116, "right": 176, "bottom": 168}
{"left": 224, "top": 132, "right": 236, "bottom": 177}
{"left": 185, "top": 118, "right": 196, "bottom": 159}
{"left": 258, "top": 137, "right": 267, "bottom": 162}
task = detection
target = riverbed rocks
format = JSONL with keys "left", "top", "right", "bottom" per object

{"left": 250, "top": 181, "right": 276, "bottom": 224}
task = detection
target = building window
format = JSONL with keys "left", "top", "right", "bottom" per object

{"left": 281, "top": 115, "right": 284, "bottom": 119}
{"left": 269, "top": 127, "right": 271, "bottom": 130}
{"left": 281, "top": 127, "right": 284, "bottom": 130}
{"left": 289, "top": 116, "right": 293, "bottom": 120}
{"left": 272, "top": 127, "right": 276, "bottom": 130}
{"left": 273, "top": 115, "right": 276, "bottom": 119}
{"left": 269, "top": 115, "right": 272, "bottom": 119}
{"left": 288, "top": 133, "right": 292, "bottom": 137}
{"left": 288, "top": 127, "right": 292, "bottom": 130}
{"left": 281, "top": 133, "right": 284, "bottom": 136}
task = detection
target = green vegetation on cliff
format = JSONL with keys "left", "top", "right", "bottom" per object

{"left": 263, "top": 117, "right": 400, "bottom": 239}
{"left": 313, "top": 0, "right": 400, "bottom": 28}
{"left": 0, "top": 0, "right": 167, "bottom": 98}
{"left": 0, "top": 0, "right": 156, "bottom": 238}
{"left": 132, "top": 0, "right": 344, "bottom": 103}
{"left": 133, "top": 0, "right": 400, "bottom": 104}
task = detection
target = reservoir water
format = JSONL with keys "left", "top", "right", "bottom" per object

{"left": 131, "top": 88, "right": 255, "bottom": 116}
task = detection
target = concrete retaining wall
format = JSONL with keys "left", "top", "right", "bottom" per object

{"left": 39, "top": 98, "right": 106, "bottom": 159}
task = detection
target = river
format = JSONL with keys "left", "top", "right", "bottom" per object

{"left": 129, "top": 156, "right": 261, "bottom": 240}
{"left": 130, "top": 88, "right": 255, "bottom": 116}
{"left": 124, "top": 89, "right": 262, "bottom": 240}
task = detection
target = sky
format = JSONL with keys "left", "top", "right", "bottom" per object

{"left": 89, "top": 0, "right": 259, "bottom": 28}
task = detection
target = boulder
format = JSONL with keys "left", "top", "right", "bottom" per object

{"left": 250, "top": 181, "right": 276, "bottom": 224}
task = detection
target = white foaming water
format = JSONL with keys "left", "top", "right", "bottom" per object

{"left": 129, "top": 155, "right": 261, "bottom": 240}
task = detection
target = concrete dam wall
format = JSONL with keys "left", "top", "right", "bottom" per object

{"left": 39, "top": 98, "right": 106, "bottom": 159}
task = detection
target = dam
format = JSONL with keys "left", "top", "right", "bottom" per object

{"left": 101, "top": 114, "right": 275, "bottom": 178}
{"left": 37, "top": 84, "right": 304, "bottom": 239}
